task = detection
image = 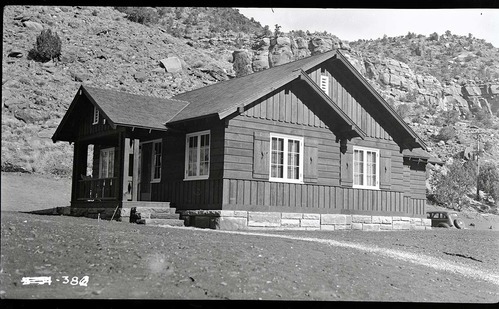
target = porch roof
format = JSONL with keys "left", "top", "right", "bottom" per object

{"left": 82, "top": 86, "right": 189, "bottom": 130}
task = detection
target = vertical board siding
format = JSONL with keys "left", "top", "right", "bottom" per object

{"left": 222, "top": 178, "right": 424, "bottom": 215}
{"left": 78, "top": 97, "right": 114, "bottom": 137}
{"left": 308, "top": 67, "right": 394, "bottom": 141}
{"left": 243, "top": 85, "right": 326, "bottom": 128}
{"left": 153, "top": 179, "right": 223, "bottom": 209}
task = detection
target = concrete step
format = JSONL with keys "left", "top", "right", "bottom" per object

{"left": 123, "top": 201, "right": 171, "bottom": 208}
{"left": 150, "top": 213, "right": 180, "bottom": 220}
{"left": 136, "top": 218, "right": 185, "bottom": 227}
{"left": 135, "top": 207, "right": 177, "bottom": 219}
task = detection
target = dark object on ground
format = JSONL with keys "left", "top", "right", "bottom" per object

{"left": 427, "top": 211, "right": 464, "bottom": 229}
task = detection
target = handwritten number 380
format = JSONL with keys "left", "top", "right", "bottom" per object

{"left": 61, "top": 276, "right": 89, "bottom": 286}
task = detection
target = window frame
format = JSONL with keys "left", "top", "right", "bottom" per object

{"left": 92, "top": 106, "right": 100, "bottom": 125}
{"left": 352, "top": 146, "right": 380, "bottom": 190}
{"left": 99, "top": 147, "right": 115, "bottom": 179}
{"left": 184, "top": 130, "right": 211, "bottom": 181}
{"left": 269, "top": 133, "right": 304, "bottom": 184}
{"left": 150, "top": 139, "right": 162, "bottom": 183}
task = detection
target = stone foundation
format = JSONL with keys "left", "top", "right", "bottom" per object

{"left": 180, "top": 210, "right": 432, "bottom": 231}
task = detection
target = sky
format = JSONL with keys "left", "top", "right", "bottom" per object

{"left": 236, "top": 8, "right": 499, "bottom": 47}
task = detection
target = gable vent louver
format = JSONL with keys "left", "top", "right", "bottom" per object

{"left": 320, "top": 75, "right": 329, "bottom": 96}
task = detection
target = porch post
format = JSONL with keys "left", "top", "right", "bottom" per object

{"left": 71, "top": 141, "right": 88, "bottom": 202}
{"left": 132, "top": 139, "right": 140, "bottom": 201}
{"left": 122, "top": 137, "right": 132, "bottom": 201}
{"left": 116, "top": 132, "right": 125, "bottom": 202}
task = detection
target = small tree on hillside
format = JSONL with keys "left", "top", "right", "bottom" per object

{"left": 274, "top": 24, "right": 282, "bottom": 37}
{"left": 29, "top": 29, "right": 62, "bottom": 62}
{"left": 431, "top": 161, "right": 477, "bottom": 209}
{"left": 478, "top": 162, "right": 499, "bottom": 203}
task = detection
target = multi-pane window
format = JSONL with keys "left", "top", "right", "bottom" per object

{"left": 270, "top": 134, "right": 303, "bottom": 183}
{"left": 185, "top": 131, "right": 210, "bottom": 179}
{"left": 320, "top": 74, "right": 329, "bottom": 96}
{"left": 152, "top": 141, "right": 162, "bottom": 181}
{"left": 92, "top": 106, "right": 99, "bottom": 125}
{"left": 99, "top": 148, "right": 114, "bottom": 178}
{"left": 353, "top": 147, "right": 379, "bottom": 189}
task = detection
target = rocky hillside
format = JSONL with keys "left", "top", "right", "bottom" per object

{"left": 2, "top": 6, "right": 499, "bottom": 179}
{"left": 231, "top": 33, "right": 499, "bottom": 168}
{"left": 2, "top": 6, "right": 237, "bottom": 174}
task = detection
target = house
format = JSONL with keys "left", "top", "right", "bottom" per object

{"left": 52, "top": 50, "right": 434, "bottom": 230}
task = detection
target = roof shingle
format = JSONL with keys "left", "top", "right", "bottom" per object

{"left": 82, "top": 86, "right": 189, "bottom": 130}
{"left": 170, "top": 51, "right": 335, "bottom": 122}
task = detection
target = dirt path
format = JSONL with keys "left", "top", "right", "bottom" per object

{"left": 195, "top": 228, "right": 499, "bottom": 286}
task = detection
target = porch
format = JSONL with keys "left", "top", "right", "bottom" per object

{"left": 70, "top": 128, "right": 173, "bottom": 220}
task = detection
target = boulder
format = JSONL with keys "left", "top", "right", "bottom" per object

{"left": 252, "top": 50, "right": 270, "bottom": 72}
{"left": 23, "top": 21, "right": 43, "bottom": 31}
{"left": 14, "top": 108, "right": 50, "bottom": 123}
{"left": 159, "top": 57, "right": 182, "bottom": 73}
{"left": 295, "top": 37, "right": 308, "bottom": 49}
{"left": 308, "top": 37, "right": 333, "bottom": 55}
{"left": 269, "top": 36, "right": 294, "bottom": 67}
{"left": 339, "top": 41, "right": 350, "bottom": 50}
{"left": 232, "top": 49, "right": 253, "bottom": 77}
{"left": 463, "top": 86, "right": 481, "bottom": 96}
{"left": 134, "top": 71, "right": 147, "bottom": 82}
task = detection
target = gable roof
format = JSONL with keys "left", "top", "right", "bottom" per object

{"left": 330, "top": 51, "right": 427, "bottom": 150}
{"left": 170, "top": 51, "right": 337, "bottom": 123}
{"left": 52, "top": 85, "right": 189, "bottom": 142}
{"left": 171, "top": 50, "right": 426, "bottom": 150}
{"left": 53, "top": 50, "right": 427, "bottom": 151}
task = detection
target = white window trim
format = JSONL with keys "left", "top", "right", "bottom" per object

{"left": 184, "top": 130, "right": 210, "bottom": 181}
{"left": 92, "top": 106, "right": 99, "bottom": 125}
{"left": 99, "top": 147, "right": 114, "bottom": 179}
{"left": 269, "top": 133, "right": 304, "bottom": 184}
{"left": 150, "top": 139, "right": 162, "bottom": 183}
{"left": 352, "top": 146, "right": 380, "bottom": 190}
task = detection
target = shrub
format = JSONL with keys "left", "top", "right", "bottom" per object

{"left": 395, "top": 104, "right": 411, "bottom": 118}
{"left": 440, "top": 109, "right": 460, "bottom": 125}
{"left": 431, "top": 160, "right": 477, "bottom": 209}
{"left": 436, "top": 126, "right": 456, "bottom": 141}
{"left": 28, "top": 29, "right": 62, "bottom": 62}
{"left": 116, "top": 7, "right": 159, "bottom": 25}
{"left": 471, "top": 107, "right": 494, "bottom": 128}
{"left": 478, "top": 162, "right": 499, "bottom": 202}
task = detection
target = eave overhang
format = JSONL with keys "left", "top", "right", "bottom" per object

{"left": 333, "top": 50, "right": 427, "bottom": 151}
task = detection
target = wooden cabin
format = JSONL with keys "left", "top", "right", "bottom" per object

{"left": 52, "top": 50, "right": 434, "bottom": 230}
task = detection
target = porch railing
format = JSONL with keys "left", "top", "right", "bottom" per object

{"left": 77, "top": 177, "right": 118, "bottom": 200}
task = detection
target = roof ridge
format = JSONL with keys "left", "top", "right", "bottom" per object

{"left": 173, "top": 50, "right": 336, "bottom": 99}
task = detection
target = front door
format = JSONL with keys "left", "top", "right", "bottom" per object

{"left": 139, "top": 143, "right": 152, "bottom": 201}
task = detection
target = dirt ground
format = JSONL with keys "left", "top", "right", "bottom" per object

{"left": 1, "top": 172, "right": 499, "bottom": 302}
{"left": 1, "top": 212, "right": 498, "bottom": 302}
{"left": 1, "top": 172, "right": 71, "bottom": 212}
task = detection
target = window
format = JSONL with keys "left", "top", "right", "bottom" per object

{"left": 99, "top": 148, "right": 114, "bottom": 178}
{"left": 353, "top": 147, "right": 379, "bottom": 189}
{"left": 269, "top": 134, "right": 304, "bottom": 183}
{"left": 320, "top": 74, "right": 329, "bottom": 96}
{"left": 151, "top": 140, "right": 162, "bottom": 182}
{"left": 92, "top": 106, "right": 99, "bottom": 125}
{"left": 185, "top": 131, "right": 210, "bottom": 180}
